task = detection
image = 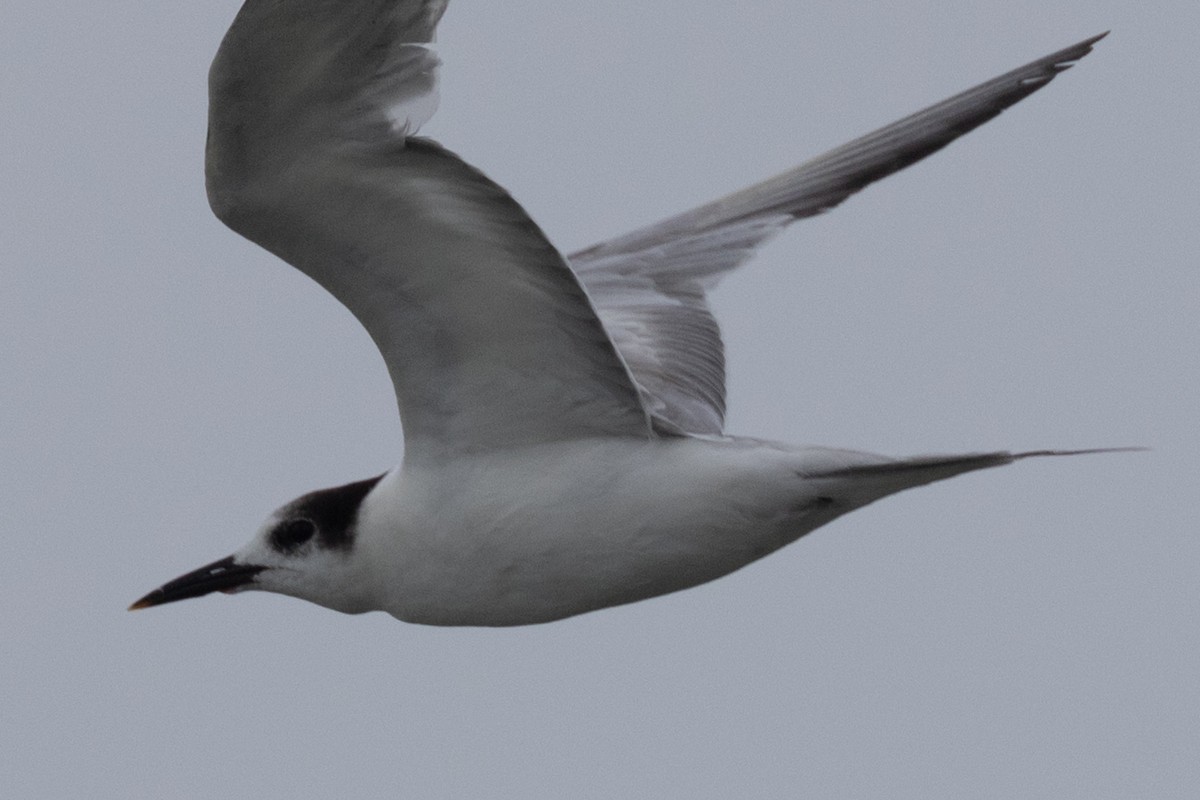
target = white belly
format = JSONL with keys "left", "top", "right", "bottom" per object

{"left": 355, "top": 437, "right": 873, "bottom": 625}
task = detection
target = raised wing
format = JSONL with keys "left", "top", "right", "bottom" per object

{"left": 572, "top": 33, "right": 1107, "bottom": 436}
{"left": 205, "top": 0, "right": 651, "bottom": 461}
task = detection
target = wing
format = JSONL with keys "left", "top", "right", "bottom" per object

{"left": 205, "top": 0, "right": 651, "bottom": 461}
{"left": 572, "top": 33, "right": 1107, "bottom": 436}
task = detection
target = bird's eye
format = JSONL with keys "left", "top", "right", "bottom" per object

{"left": 271, "top": 518, "right": 316, "bottom": 552}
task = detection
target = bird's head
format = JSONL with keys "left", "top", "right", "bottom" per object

{"left": 129, "top": 474, "right": 386, "bottom": 615}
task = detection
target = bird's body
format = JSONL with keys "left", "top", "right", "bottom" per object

{"left": 355, "top": 439, "right": 870, "bottom": 625}
{"left": 351, "top": 440, "right": 1077, "bottom": 625}
{"left": 130, "top": 1, "right": 1113, "bottom": 625}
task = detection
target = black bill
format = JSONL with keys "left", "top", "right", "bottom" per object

{"left": 129, "top": 555, "right": 266, "bottom": 610}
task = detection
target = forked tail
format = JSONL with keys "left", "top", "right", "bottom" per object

{"left": 804, "top": 448, "right": 1142, "bottom": 505}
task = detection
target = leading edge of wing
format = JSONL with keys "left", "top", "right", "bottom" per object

{"left": 576, "top": 32, "right": 1108, "bottom": 262}
{"left": 204, "top": 0, "right": 654, "bottom": 458}
{"left": 571, "top": 33, "right": 1106, "bottom": 437}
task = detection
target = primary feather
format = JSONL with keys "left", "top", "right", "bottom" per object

{"left": 570, "top": 33, "right": 1107, "bottom": 436}
{"left": 130, "top": 3, "right": 1116, "bottom": 626}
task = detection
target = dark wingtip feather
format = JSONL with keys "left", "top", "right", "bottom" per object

{"left": 1011, "top": 446, "right": 1146, "bottom": 460}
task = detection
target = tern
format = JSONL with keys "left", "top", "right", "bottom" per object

{"left": 130, "top": 1, "right": 1112, "bottom": 626}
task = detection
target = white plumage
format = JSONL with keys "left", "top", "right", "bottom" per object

{"left": 130, "top": 1, "right": 1111, "bottom": 625}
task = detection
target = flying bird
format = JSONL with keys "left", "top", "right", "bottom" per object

{"left": 130, "top": 1, "right": 1110, "bottom": 625}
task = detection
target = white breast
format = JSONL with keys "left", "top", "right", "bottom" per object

{"left": 353, "top": 437, "right": 865, "bottom": 625}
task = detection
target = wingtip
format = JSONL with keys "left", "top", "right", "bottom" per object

{"left": 1067, "top": 31, "right": 1110, "bottom": 52}
{"left": 1012, "top": 446, "right": 1148, "bottom": 460}
{"left": 1045, "top": 31, "right": 1110, "bottom": 72}
{"left": 1071, "top": 30, "right": 1111, "bottom": 57}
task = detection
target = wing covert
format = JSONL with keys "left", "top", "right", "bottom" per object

{"left": 573, "top": 33, "right": 1106, "bottom": 436}
{"left": 205, "top": 0, "right": 653, "bottom": 460}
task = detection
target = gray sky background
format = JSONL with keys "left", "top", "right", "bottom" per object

{"left": 3, "top": 2, "right": 1197, "bottom": 798}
